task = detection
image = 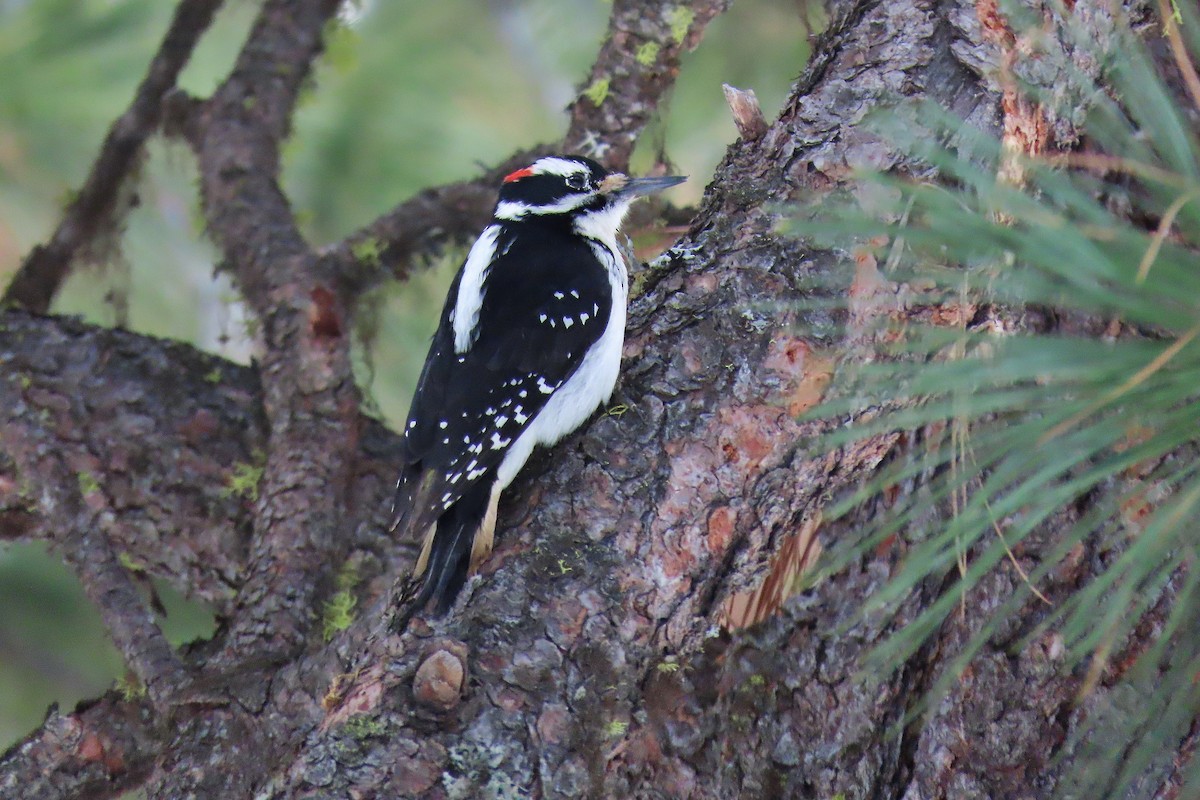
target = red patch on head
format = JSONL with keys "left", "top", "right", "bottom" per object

{"left": 503, "top": 167, "right": 534, "bottom": 183}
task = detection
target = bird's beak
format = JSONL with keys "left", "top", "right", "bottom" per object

{"left": 600, "top": 173, "right": 687, "bottom": 198}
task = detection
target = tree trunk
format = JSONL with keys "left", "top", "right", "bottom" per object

{"left": 1, "top": 1, "right": 1188, "bottom": 798}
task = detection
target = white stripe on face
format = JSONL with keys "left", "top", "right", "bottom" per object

{"left": 494, "top": 195, "right": 592, "bottom": 220}
{"left": 532, "top": 157, "right": 589, "bottom": 178}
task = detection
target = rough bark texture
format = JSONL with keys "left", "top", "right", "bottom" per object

{"left": 0, "top": 0, "right": 1188, "bottom": 798}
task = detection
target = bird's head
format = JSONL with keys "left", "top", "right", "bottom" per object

{"left": 494, "top": 155, "right": 685, "bottom": 236}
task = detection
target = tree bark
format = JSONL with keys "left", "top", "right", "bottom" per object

{"left": 1, "top": 1, "right": 1189, "bottom": 798}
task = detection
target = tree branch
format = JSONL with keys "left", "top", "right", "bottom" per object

{"left": 5, "top": 0, "right": 1169, "bottom": 797}
{"left": 0, "top": 308, "right": 407, "bottom": 796}
{"left": 0, "top": 695, "right": 157, "bottom": 800}
{"left": 563, "top": 0, "right": 731, "bottom": 168}
{"left": 0, "top": 311, "right": 263, "bottom": 606}
{"left": 181, "top": 0, "right": 355, "bottom": 667}
{"left": 1, "top": 0, "right": 223, "bottom": 313}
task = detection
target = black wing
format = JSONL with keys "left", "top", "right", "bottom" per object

{"left": 391, "top": 220, "right": 613, "bottom": 536}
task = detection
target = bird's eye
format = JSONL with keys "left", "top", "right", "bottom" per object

{"left": 566, "top": 173, "right": 589, "bottom": 191}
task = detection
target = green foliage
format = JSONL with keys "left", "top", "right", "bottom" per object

{"left": 800, "top": 7, "right": 1200, "bottom": 797}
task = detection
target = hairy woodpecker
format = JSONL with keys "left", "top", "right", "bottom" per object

{"left": 391, "top": 154, "right": 685, "bottom": 617}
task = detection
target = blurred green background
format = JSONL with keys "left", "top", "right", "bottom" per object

{"left": 0, "top": 0, "right": 808, "bottom": 748}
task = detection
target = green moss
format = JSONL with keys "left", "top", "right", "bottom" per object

{"left": 635, "top": 41, "right": 660, "bottom": 66}
{"left": 203, "top": 366, "right": 222, "bottom": 384}
{"left": 350, "top": 236, "right": 385, "bottom": 270}
{"left": 77, "top": 471, "right": 100, "bottom": 497}
{"left": 322, "top": 590, "right": 356, "bottom": 640}
{"left": 342, "top": 714, "right": 385, "bottom": 739}
{"left": 604, "top": 719, "right": 628, "bottom": 738}
{"left": 655, "top": 660, "right": 680, "bottom": 674}
{"left": 667, "top": 6, "right": 694, "bottom": 45}
{"left": 116, "top": 673, "right": 146, "bottom": 702}
{"left": 334, "top": 560, "right": 359, "bottom": 591}
{"left": 321, "top": 561, "right": 360, "bottom": 640}
{"left": 222, "top": 454, "right": 264, "bottom": 501}
{"left": 117, "top": 552, "right": 145, "bottom": 574}
{"left": 583, "top": 76, "right": 610, "bottom": 106}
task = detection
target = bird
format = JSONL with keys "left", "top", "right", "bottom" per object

{"left": 390, "top": 154, "right": 685, "bottom": 620}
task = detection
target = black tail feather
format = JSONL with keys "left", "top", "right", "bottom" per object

{"left": 397, "top": 479, "right": 493, "bottom": 624}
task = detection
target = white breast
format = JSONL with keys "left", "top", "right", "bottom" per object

{"left": 495, "top": 239, "right": 628, "bottom": 489}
